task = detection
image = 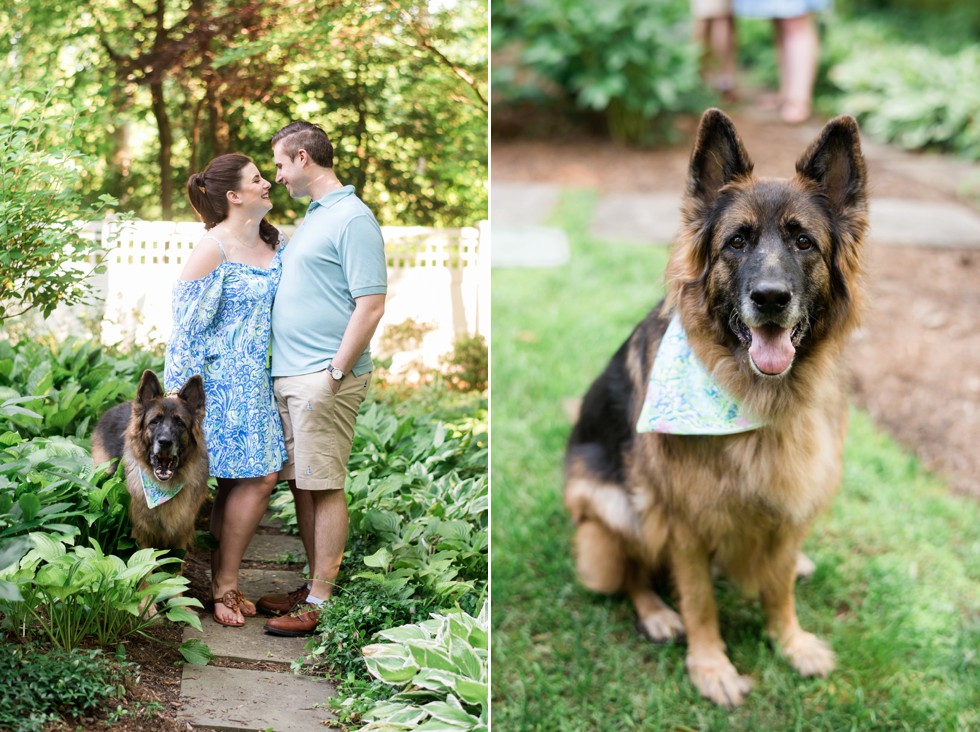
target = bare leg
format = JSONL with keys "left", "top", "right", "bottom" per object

{"left": 775, "top": 14, "right": 819, "bottom": 124}
{"left": 756, "top": 20, "right": 786, "bottom": 110}
{"left": 708, "top": 16, "right": 737, "bottom": 99}
{"left": 696, "top": 16, "right": 738, "bottom": 100}
{"left": 289, "top": 479, "right": 315, "bottom": 569}
{"left": 211, "top": 474, "right": 278, "bottom": 624}
{"left": 308, "top": 488, "right": 349, "bottom": 600}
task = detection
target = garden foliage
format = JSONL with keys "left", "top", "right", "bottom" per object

{"left": 277, "top": 391, "right": 488, "bottom": 666}
{"left": 826, "top": 32, "right": 980, "bottom": 159}
{"left": 0, "top": 338, "right": 210, "bottom": 663}
{"left": 0, "top": 643, "right": 136, "bottom": 732}
{"left": 491, "top": 0, "right": 711, "bottom": 144}
{"left": 360, "top": 602, "right": 489, "bottom": 731}
{"left": 0, "top": 334, "right": 487, "bottom": 727}
{"left": 0, "top": 87, "right": 123, "bottom": 321}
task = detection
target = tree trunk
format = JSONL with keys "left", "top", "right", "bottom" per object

{"left": 148, "top": 0, "right": 174, "bottom": 218}
{"left": 352, "top": 65, "right": 368, "bottom": 192}
{"left": 150, "top": 80, "right": 174, "bottom": 219}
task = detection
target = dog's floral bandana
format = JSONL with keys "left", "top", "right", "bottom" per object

{"left": 637, "top": 314, "right": 767, "bottom": 435}
{"left": 140, "top": 471, "right": 184, "bottom": 508}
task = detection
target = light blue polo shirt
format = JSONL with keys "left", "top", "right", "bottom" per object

{"left": 271, "top": 185, "right": 387, "bottom": 377}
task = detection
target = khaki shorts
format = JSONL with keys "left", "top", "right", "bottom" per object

{"left": 274, "top": 369, "right": 371, "bottom": 490}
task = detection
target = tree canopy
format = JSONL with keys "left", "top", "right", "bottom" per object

{"left": 0, "top": 0, "right": 488, "bottom": 228}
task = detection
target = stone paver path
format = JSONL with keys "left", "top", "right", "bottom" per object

{"left": 177, "top": 529, "right": 337, "bottom": 732}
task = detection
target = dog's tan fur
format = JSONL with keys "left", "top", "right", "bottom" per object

{"left": 92, "top": 370, "right": 208, "bottom": 551}
{"left": 564, "top": 109, "right": 868, "bottom": 706}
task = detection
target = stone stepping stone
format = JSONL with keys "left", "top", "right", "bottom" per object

{"left": 590, "top": 192, "right": 680, "bottom": 245}
{"left": 178, "top": 665, "right": 336, "bottom": 731}
{"left": 491, "top": 182, "right": 562, "bottom": 228}
{"left": 244, "top": 533, "right": 305, "bottom": 563}
{"left": 491, "top": 227, "right": 570, "bottom": 268}
{"left": 185, "top": 568, "right": 310, "bottom": 663}
{"left": 869, "top": 198, "right": 980, "bottom": 248}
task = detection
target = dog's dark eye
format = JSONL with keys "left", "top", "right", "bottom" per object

{"left": 729, "top": 235, "right": 746, "bottom": 250}
{"left": 796, "top": 234, "right": 813, "bottom": 250}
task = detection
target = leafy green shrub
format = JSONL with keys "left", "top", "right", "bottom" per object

{"left": 0, "top": 643, "right": 135, "bottom": 732}
{"left": 0, "top": 85, "right": 124, "bottom": 321}
{"left": 0, "top": 433, "right": 136, "bottom": 564}
{"left": 1, "top": 537, "right": 205, "bottom": 654}
{"left": 306, "top": 581, "right": 422, "bottom": 677}
{"left": 492, "top": 0, "right": 711, "bottom": 144}
{"left": 359, "top": 603, "right": 488, "bottom": 731}
{"left": 344, "top": 400, "right": 487, "bottom": 617}
{"left": 441, "top": 334, "right": 488, "bottom": 392}
{"left": 0, "top": 336, "right": 161, "bottom": 438}
{"left": 823, "top": 21, "right": 980, "bottom": 159}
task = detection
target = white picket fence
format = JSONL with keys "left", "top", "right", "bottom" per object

{"left": 56, "top": 218, "right": 488, "bottom": 369}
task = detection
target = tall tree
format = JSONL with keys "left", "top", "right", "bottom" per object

{"left": 0, "top": 0, "right": 488, "bottom": 227}
{"left": 91, "top": 0, "right": 286, "bottom": 217}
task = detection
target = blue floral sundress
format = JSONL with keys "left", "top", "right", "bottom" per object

{"left": 164, "top": 235, "right": 288, "bottom": 479}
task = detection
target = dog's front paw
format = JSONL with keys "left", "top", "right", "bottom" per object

{"left": 795, "top": 552, "right": 816, "bottom": 580}
{"left": 636, "top": 606, "right": 685, "bottom": 643}
{"left": 781, "top": 630, "right": 835, "bottom": 677}
{"left": 686, "top": 652, "right": 754, "bottom": 708}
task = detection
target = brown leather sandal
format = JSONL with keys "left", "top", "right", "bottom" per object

{"left": 212, "top": 588, "right": 247, "bottom": 627}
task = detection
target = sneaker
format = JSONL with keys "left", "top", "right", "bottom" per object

{"left": 263, "top": 602, "right": 320, "bottom": 637}
{"left": 255, "top": 584, "right": 310, "bottom": 616}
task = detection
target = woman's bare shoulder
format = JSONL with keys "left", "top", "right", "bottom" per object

{"left": 179, "top": 233, "right": 224, "bottom": 282}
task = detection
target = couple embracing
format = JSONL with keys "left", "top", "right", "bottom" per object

{"left": 163, "top": 121, "right": 387, "bottom": 635}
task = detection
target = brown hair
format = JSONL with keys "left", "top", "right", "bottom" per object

{"left": 186, "top": 153, "right": 278, "bottom": 248}
{"left": 271, "top": 121, "right": 334, "bottom": 168}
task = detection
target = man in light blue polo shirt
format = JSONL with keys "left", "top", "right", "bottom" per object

{"left": 259, "top": 121, "right": 386, "bottom": 637}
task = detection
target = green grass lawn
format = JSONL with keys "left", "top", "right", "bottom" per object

{"left": 490, "top": 189, "right": 980, "bottom": 731}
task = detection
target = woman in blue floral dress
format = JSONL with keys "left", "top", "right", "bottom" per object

{"left": 165, "top": 153, "right": 288, "bottom": 627}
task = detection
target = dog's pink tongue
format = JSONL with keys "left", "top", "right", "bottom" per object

{"left": 749, "top": 326, "right": 796, "bottom": 375}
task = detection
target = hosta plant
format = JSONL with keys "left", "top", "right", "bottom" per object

{"left": 360, "top": 602, "right": 488, "bottom": 731}
{"left": 1, "top": 536, "right": 208, "bottom": 662}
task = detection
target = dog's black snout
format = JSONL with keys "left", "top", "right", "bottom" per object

{"left": 156, "top": 437, "right": 174, "bottom": 452}
{"left": 750, "top": 281, "right": 792, "bottom": 311}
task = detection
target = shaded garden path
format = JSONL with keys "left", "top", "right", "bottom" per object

{"left": 176, "top": 519, "right": 336, "bottom": 731}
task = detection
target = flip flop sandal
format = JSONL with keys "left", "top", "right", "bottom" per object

{"left": 240, "top": 597, "right": 257, "bottom": 617}
{"left": 213, "top": 588, "right": 247, "bottom": 627}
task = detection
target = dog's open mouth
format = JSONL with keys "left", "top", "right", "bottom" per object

{"left": 150, "top": 454, "right": 178, "bottom": 482}
{"left": 733, "top": 317, "right": 805, "bottom": 376}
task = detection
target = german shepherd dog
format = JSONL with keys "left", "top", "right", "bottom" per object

{"left": 92, "top": 370, "right": 208, "bottom": 551}
{"left": 564, "top": 109, "right": 867, "bottom": 707}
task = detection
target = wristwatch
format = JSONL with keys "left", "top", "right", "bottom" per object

{"left": 326, "top": 363, "right": 345, "bottom": 381}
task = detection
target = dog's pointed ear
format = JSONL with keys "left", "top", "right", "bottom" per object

{"left": 178, "top": 375, "right": 206, "bottom": 414}
{"left": 136, "top": 370, "right": 164, "bottom": 406}
{"left": 686, "top": 108, "right": 754, "bottom": 210}
{"left": 796, "top": 115, "right": 867, "bottom": 215}
{"left": 798, "top": 115, "right": 868, "bottom": 332}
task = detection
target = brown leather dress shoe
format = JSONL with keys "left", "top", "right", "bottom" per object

{"left": 255, "top": 584, "right": 310, "bottom": 616}
{"left": 264, "top": 602, "right": 320, "bottom": 637}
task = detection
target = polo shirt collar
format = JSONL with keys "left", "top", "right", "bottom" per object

{"left": 307, "top": 184, "right": 355, "bottom": 214}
